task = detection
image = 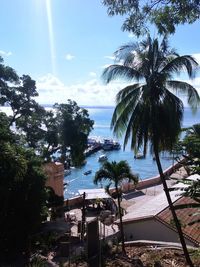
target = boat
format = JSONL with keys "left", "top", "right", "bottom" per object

{"left": 84, "top": 170, "right": 92, "bottom": 175}
{"left": 98, "top": 154, "right": 108, "bottom": 162}
{"left": 102, "top": 139, "right": 114, "bottom": 151}
{"left": 134, "top": 153, "right": 145, "bottom": 159}
{"left": 101, "top": 138, "right": 121, "bottom": 151}
{"left": 112, "top": 141, "right": 121, "bottom": 150}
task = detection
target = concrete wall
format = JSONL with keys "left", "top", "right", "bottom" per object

{"left": 123, "top": 217, "right": 195, "bottom": 247}
{"left": 44, "top": 162, "right": 64, "bottom": 197}
{"left": 121, "top": 161, "right": 183, "bottom": 192}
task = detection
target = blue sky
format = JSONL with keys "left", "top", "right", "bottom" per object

{"left": 1, "top": 0, "right": 200, "bottom": 106}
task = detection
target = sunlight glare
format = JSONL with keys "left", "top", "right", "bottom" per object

{"left": 45, "top": 0, "right": 56, "bottom": 74}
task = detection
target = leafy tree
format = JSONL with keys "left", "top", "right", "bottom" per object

{"left": 0, "top": 119, "right": 47, "bottom": 262}
{"left": 94, "top": 160, "right": 138, "bottom": 254}
{"left": 102, "top": 0, "right": 200, "bottom": 36}
{"left": 0, "top": 74, "right": 47, "bottom": 149}
{"left": 0, "top": 56, "right": 19, "bottom": 98}
{"left": 173, "top": 178, "right": 200, "bottom": 226}
{"left": 182, "top": 124, "right": 200, "bottom": 158}
{"left": 53, "top": 100, "right": 94, "bottom": 167}
{"left": 1, "top": 75, "right": 40, "bottom": 125}
{"left": 102, "top": 36, "right": 199, "bottom": 266}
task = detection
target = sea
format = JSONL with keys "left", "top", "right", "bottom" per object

{"left": 63, "top": 106, "right": 200, "bottom": 199}
{"left": 1, "top": 106, "right": 200, "bottom": 199}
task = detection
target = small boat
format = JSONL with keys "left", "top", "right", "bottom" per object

{"left": 98, "top": 154, "right": 108, "bottom": 162}
{"left": 134, "top": 153, "right": 145, "bottom": 159}
{"left": 84, "top": 170, "right": 92, "bottom": 175}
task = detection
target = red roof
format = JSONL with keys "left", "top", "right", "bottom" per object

{"left": 157, "top": 196, "right": 200, "bottom": 246}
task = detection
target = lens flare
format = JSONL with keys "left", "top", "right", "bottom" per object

{"left": 45, "top": 0, "right": 56, "bottom": 74}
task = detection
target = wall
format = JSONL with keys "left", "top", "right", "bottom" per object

{"left": 123, "top": 217, "right": 195, "bottom": 247}
{"left": 44, "top": 162, "right": 64, "bottom": 197}
{"left": 121, "top": 161, "right": 183, "bottom": 192}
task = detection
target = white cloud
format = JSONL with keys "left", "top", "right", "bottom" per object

{"left": 0, "top": 50, "right": 12, "bottom": 57}
{"left": 192, "top": 53, "right": 200, "bottom": 64}
{"left": 65, "top": 53, "right": 75, "bottom": 61}
{"left": 104, "top": 55, "right": 115, "bottom": 60}
{"left": 101, "top": 64, "right": 111, "bottom": 69}
{"left": 89, "top": 72, "right": 97, "bottom": 77}
{"left": 36, "top": 73, "right": 130, "bottom": 106}
{"left": 36, "top": 73, "right": 200, "bottom": 107}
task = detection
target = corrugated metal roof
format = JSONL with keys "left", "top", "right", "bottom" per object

{"left": 121, "top": 176, "right": 199, "bottom": 223}
{"left": 121, "top": 189, "right": 181, "bottom": 223}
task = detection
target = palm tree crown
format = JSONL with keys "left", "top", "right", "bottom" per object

{"left": 94, "top": 160, "right": 138, "bottom": 189}
{"left": 103, "top": 36, "right": 200, "bottom": 155}
{"left": 102, "top": 36, "right": 199, "bottom": 266}
{"left": 94, "top": 160, "right": 138, "bottom": 254}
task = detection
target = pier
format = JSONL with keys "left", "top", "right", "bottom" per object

{"left": 84, "top": 137, "right": 121, "bottom": 157}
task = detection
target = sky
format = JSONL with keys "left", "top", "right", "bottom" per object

{"left": 1, "top": 0, "right": 200, "bottom": 106}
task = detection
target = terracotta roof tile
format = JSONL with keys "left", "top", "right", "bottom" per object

{"left": 157, "top": 197, "right": 200, "bottom": 245}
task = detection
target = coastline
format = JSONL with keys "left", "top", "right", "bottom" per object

{"left": 64, "top": 160, "right": 184, "bottom": 207}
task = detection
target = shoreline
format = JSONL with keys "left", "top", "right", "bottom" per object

{"left": 64, "top": 159, "right": 184, "bottom": 207}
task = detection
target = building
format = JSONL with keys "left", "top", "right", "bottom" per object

{"left": 118, "top": 175, "right": 200, "bottom": 247}
{"left": 44, "top": 162, "right": 64, "bottom": 197}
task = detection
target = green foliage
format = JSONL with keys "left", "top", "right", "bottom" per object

{"left": 102, "top": 35, "right": 198, "bottom": 265}
{"left": 94, "top": 160, "right": 138, "bottom": 254}
{"left": 172, "top": 178, "right": 200, "bottom": 226}
{"left": 0, "top": 122, "right": 48, "bottom": 260}
{"left": 102, "top": 36, "right": 199, "bottom": 156}
{"left": 53, "top": 100, "right": 94, "bottom": 166}
{"left": 0, "top": 56, "right": 19, "bottom": 96}
{"left": 0, "top": 57, "right": 95, "bottom": 263}
{"left": 103, "top": 0, "right": 200, "bottom": 36}
{"left": 182, "top": 124, "right": 200, "bottom": 158}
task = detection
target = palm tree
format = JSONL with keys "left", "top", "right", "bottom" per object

{"left": 102, "top": 36, "right": 200, "bottom": 266}
{"left": 94, "top": 160, "right": 138, "bottom": 254}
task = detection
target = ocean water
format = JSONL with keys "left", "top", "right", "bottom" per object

{"left": 1, "top": 105, "right": 200, "bottom": 199}
{"left": 64, "top": 106, "right": 200, "bottom": 199}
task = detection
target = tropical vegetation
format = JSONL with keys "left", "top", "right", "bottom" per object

{"left": 94, "top": 160, "right": 138, "bottom": 254}
{"left": 103, "top": 0, "right": 200, "bottom": 36}
{"left": 102, "top": 35, "right": 200, "bottom": 266}
{"left": 0, "top": 57, "right": 93, "bottom": 263}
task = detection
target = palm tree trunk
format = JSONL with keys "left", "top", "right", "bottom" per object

{"left": 154, "top": 147, "right": 194, "bottom": 267}
{"left": 116, "top": 187, "right": 126, "bottom": 254}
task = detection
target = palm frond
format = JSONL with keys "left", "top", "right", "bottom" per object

{"left": 111, "top": 85, "right": 142, "bottom": 139}
{"left": 102, "top": 65, "right": 142, "bottom": 84}
{"left": 93, "top": 169, "right": 112, "bottom": 185}
{"left": 161, "top": 55, "right": 198, "bottom": 78}
{"left": 167, "top": 80, "right": 200, "bottom": 111}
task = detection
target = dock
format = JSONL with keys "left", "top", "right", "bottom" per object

{"left": 84, "top": 137, "right": 121, "bottom": 157}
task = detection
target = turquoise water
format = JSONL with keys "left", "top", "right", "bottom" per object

{"left": 64, "top": 107, "right": 200, "bottom": 199}
{"left": 1, "top": 105, "right": 199, "bottom": 199}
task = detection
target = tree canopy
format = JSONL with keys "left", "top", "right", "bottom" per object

{"left": 0, "top": 118, "right": 47, "bottom": 261}
{"left": 103, "top": 0, "right": 200, "bottom": 36}
{"left": 0, "top": 57, "right": 94, "bottom": 262}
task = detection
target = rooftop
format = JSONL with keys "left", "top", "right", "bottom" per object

{"left": 78, "top": 188, "right": 111, "bottom": 200}
{"left": 157, "top": 196, "right": 200, "bottom": 246}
